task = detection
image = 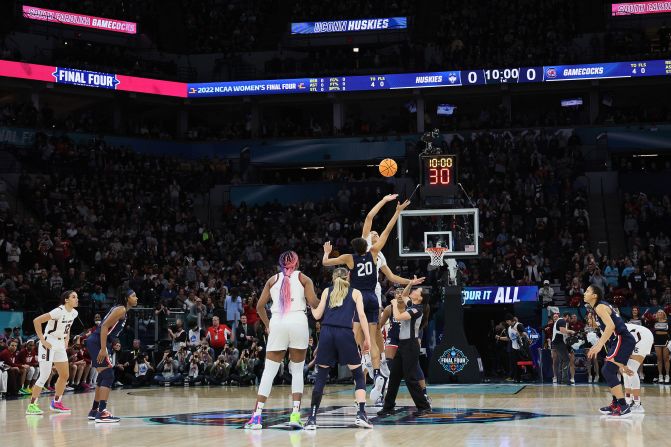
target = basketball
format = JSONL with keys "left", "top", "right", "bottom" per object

{"left": 379, "top": 158, "right": 398, "bottom": 177}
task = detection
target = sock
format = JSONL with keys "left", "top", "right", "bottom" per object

{"left": 98, "top": 400, "right": 107, "bottom": 412}
{"left": 30, "top": 397, "right": 38, "bottom": 404}
{"left": 92, "top": 400, "right": 100, "bottom": 411}
{"left": 55, "top": 395, "right": 62, "bottom": 402}
{"left": 292, "top": 401, "right": 300, "bottom": 413}
{"left": 358, "top": 402, "right": 365, "bottom": 413}
{"left": 253, "top": 402, "right": 265, "bottom": 416}
{"left": 633, "top": 396, "right": 640, "bottom": 403}
{"left": 381, "top": 353, "right": 386, "bottom": 362}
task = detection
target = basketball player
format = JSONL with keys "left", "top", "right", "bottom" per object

{"left": 25, "top": 290, "right": 79, "bottom": 415}
{"left": 585, "top": 285, "right": 636, "bottom": 418}
{"left": 590, "top": 322, "right": 653, "bottom": 413}
{"left": 85, "top": 290, "right": 139, "bottom": 423}
{"left": 305, "top": 267, "right": 373, "bottom": 430}
{"left": 244, "top": 251, "right": 320, "bottom": 430}
{"left": 323, "top": 199, "right": 410, "bottom": 379}
{"left": 375, "top": 289, "right": 431, "bottom": 405}
{"left": 361, "top": 195, "right": 425, "bottom": 386}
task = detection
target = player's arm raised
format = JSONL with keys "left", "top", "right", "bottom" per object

{"left": 362, "top": 194, "right": 398, "bottom": 238}
{"left": 311, "top": 288, "right": 330, "bottom": 320}
{"left": 33, "top": 312, "right": 54, "bottom": 350}
{"left": 370, "top": 200, "right": 411, "bottom": 258}
{"left": 300, "top": 273, "right": 320, "bottom": 308}
{"left": 98, "top": 307, "right": 127, "bottom": 364}
{"left": 378, "top": 305, "right": 392, "bottom": 327}
{"left": 394, "top": 276, "right": 423, "bottom": 321}
{"left": 322, "top": 241, "right": 354, "bottom": 268}
{"left": 256, "top": 277, "right": 275, "bottom": 330}
{"left": 379, "top": 264, "right": 425, "bottom": 286}
{"left": 353, "top": 289, "right": 371, "bottom": 353}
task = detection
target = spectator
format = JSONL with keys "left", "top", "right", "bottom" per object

{"left": 206, "top": 316, "right": 232, "bottom": 357}
{"left": 539, "top": 280, "right": 554, "bottom": 307}
{"left": 169, "top": 320, "right": 187, "bottom": 352}
{"left": 16, "top": 339, "right": 39, "bottom": 393}
{"left": 0, "top": 339, "right": 26, "bottom": 396}
{"left": 207, "top": 355, "right": 231, "bottom": 385}
{"left": 225, "top": 290, "right": 243, "bottom": 333}
{"left": 235, "top": 315, "right": 255, "bottom": 350}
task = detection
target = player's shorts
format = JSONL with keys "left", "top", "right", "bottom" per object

{"left": 315, "top": 325, "right": 361, "bottom": 367}
{"left": 266, "top": 311, "right": 309, "bottom": 351}
{"left": 353, "top": 290, "right": 380, "bottom": 324}
{"left": 606, "top": 332, "right": 636, "bottom": 364}
{"left": 631, "top": 327, "right": 654, "bottom": 356}
{"left": 85, "top": 334, "right": 113, "bottom": 368}
{"left": 386, "top": 331, "right": 399, "bottom": 348}
{"left": 38, "top": 337, "right": 68, "bottom": 363}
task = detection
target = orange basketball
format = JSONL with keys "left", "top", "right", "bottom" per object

{"left": 379, "top": 158, "right": 398, "bottom": 177}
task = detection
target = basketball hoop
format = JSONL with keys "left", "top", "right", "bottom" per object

{"left": 425, "top": 247, "right": 449, "bottom": 266}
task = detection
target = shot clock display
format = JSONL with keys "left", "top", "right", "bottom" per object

{"left": 421, "top": 155, "right": 458, "bottom": 195}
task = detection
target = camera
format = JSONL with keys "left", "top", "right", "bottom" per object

{"left": 420, "top": 129, "right": 442, "bottom": 155}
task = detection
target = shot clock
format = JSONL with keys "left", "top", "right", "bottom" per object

{"left": 420, "top": 154, "right": 458, "bottom": 195}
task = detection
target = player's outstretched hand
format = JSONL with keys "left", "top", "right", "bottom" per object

{"left": 323, "top": 241, "right": 333, "bottom": 255}
{"left": 411, "top": 275, "right": 425, "bottom": 285}
{"left": 587, "top": 345, "right": 600, "bottom": 360}
{"left": 396, "top": 200, "right": 411, "bottom": 212}
{"left": 383, "top": 194, "right": 399, "bottom": 203}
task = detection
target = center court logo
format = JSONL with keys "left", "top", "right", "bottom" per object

{"left": 143, "top": 406, "right": 552, "bottom": 427}
{"left": 438, "top": 346, "right": 469, "bottom": 375}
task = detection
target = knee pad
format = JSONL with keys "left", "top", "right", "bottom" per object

{"left": 602, "top": 361, "right": 621, "bottom": 388}
{"left": 257, "top": 359, "right": 281, "bottom": 398}
{"left": 627, "top": 359, "right": 641, "bottom": 390}
{"left": 97, "top": 368, "right": 114, "bottom": 388}
{"left": 352, "top": 366, "right": 366, "bottom": 391}
{"left": 289, "top": 361, "right": 305, "bottom": 394}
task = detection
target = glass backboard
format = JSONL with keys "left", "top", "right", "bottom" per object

{"left": 397, "top": 208, "right": 479, "bottom": 258}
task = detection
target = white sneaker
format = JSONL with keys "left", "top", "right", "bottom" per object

{"left": 370, "top": 375, "right": 385, "bottom": 402}
{"left": 373, "top": 396, "right": 385, "bottom": 407}
{"left": 362, "top": 354, "right": 374, "bottom": 379}
{"left": 665, "top": 375, "right": 670, "bottom": 384}
{"left": 631, "top": 402, "right": 645, "bottom": 413}
{"left": 570, "top": 379, "right": 575, "bottom": 385}
{"left": 658, "top": 375, "right": 664, "bottom": 384}
{"left": 380, "top": 361, "right": 390, "bottom": 378}
{"left": 552, "top": 377, "right": 557, "bottom": 385}
{"left": 65, "top": 386, "right": 75, "bottom": 392}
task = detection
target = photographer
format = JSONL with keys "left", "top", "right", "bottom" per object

{"left": 168, "top": 319, "right": 186, "bottom": 352}
{"left": 175, "top": 342, "right": 190, "bottom": 374}
{"left": 230, "top": 348, "right": 256, "bottom": 386}
{"left": 207, "top": 354, "right": 231, "bottom": 385}
{"left": 153, "top": 350, "right": 182, "bottom": 385}
{"left": 185, "top": 352, "right": 205, "bottom": 385}
{"left": 197, "top": 340, "right": 215, "bottom": 365}
{"left": 133, "top": 353, "right": 154, "bottom": 387}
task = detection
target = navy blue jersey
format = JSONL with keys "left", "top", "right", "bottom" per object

{"left": 386, "top": 308, "right": 401, "bottom": 344}
{"left": 322, "top": 287, "right": 357, "bottom": 329}
{"left": 595, "top": 303, "right": 630, "bottom": 342}
{"left": 93, "top": 305, "right": 127, "bottom": 341}
{"left": 350, "top": 252, "right": 377, "bottom": 291}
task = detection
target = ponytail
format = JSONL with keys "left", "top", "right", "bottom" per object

{"left": 329, "top": 268, "right": 350, "bottom": 308}
{"left": 420, "top": 302, "right": 431, "bottom": 331}
{"left": 278, "top": 251, "right": 299, "bottom": 315}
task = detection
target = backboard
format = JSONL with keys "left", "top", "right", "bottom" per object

{"left": 397, "top": 208, "right": 479, "bottom": 259}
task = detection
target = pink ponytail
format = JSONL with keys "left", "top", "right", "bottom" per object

{"left": 278, "top": 251, "right": 299, "bottom": 315}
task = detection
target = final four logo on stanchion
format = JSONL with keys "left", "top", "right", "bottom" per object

{"left": 438, "top": 346, "right": 469, "bottom": 375}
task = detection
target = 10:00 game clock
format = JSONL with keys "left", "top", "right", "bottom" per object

{"left": 420, "top": 154, "right": 458, "bottom": 195}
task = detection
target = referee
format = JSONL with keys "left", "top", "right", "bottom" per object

{"left": 377, "top": 276, "right": 432, "bottom": 417}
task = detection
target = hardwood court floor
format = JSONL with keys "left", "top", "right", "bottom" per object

{"left": 2, "top": 383, "right": 670, "bottom": 447}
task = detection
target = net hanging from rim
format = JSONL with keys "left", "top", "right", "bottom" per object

{"left": 425, "top": 246, "right": 450, "bottom": 266}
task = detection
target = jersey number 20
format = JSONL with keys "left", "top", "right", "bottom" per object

{"left": 357, "top": 262, "right": 373, "bottom": 276}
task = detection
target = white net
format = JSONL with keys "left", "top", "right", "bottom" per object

{"left": 425, "top": 247, "right": 449, "bottom": 266}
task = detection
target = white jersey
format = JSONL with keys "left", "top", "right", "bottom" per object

{"left": 44, "top": 305, "right": 78, "bottom": 340}
{"left": 270, "top": 271, "right": 306, "bottom": 315}
{"left": 366, "top": 235, "right": 387, "bottom": 299}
